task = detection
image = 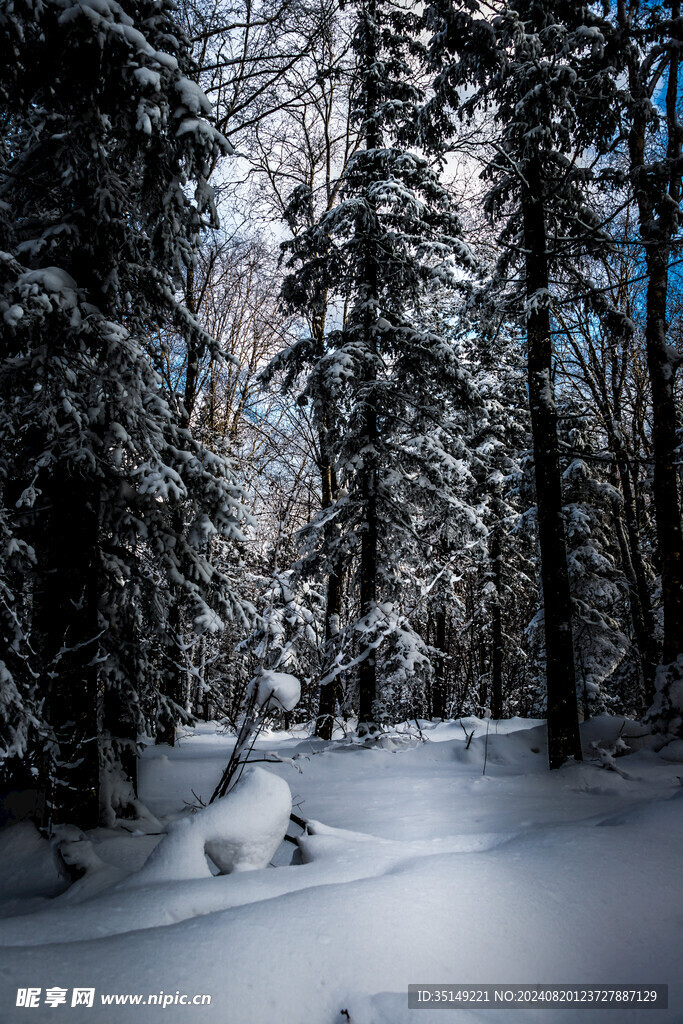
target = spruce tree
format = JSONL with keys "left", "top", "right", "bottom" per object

{"left": 0, "top": 0, "right": 251, "bottom": 828}
{"left": 281, "top": 0, "right": 474, "bottom": 735}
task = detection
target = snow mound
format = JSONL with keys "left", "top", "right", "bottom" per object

{"left": 0, "top": 823, "right": 65, "bottom": 906}
{"left": 51, "top": 825, "right": 107, "bottom": 882}
{"left": 297, "top": 821, "right": 515, "bottom": 870}
{"left": 249, "top": 669, "right": 301, "bottom": 712}
{"left": 129, "top": 767, "right": 291, "bottom": 884}
{"left": 657, "top": 739, "right": 683, "bottom": 763}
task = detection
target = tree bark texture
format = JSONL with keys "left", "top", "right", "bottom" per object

{"left": 356, "top": 0, "right": 380, "bottom": 736}
{"left": 33, "top": 472, "right": 101, "bottom": 829}
{"left": 624, "top": 1, "right": 683, "bottom": 686}
{"left": 522, "top": 173, "right": 583, "bottom": 768}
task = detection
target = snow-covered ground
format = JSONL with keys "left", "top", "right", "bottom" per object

{"left": 0, "top": 715, "right": 681, "bottom": 1023}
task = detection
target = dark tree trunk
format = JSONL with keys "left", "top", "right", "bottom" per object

{"left": 356, "top": 0, "right": 380, "bottom": 737}
{"left": 431, "top": 608, "right": 447, "bottom": 719}
{"left": 34, "top": 473, "right": 101, "bottom": 830}
{"left": 155, "top": 557, "right": 184, "bottom": 749}
{"left": 317, "top": 559, "right": 344, "bottom": 740}
{"left": 157, "top": 582, "right": 184, "bottom": 747}
{"left": 357, "top": 391, "right": 378, "bottom": 732}
{"left": 316, "top": 402, "right": 344, "bottom": 740}
{"left": 490, "top": 525, "right": 504, "bottom": 720}
{"left": 644, "top": 253, "right": 683, "bottom": 668}
{"left": 522, "top": 171, "right": 582, "bottom": 769}
{"left": 183, "top": 263, "right": 201, "bottom": 426}
{"left": 624, "top": 0, "right": 683, "bottom": 716}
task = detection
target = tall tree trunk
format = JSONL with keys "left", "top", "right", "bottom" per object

{"left": 490, "top": 524, "right": 504, "bottom": 720}
{"left": 157, "top": 267, "right": 199, "bottom": 747}
{"left": 642, "top": 251, "right": 683, "bottom": 669}
{"left": 155, "top": 261, "right": 204, "bottom": 746}
{"left": 34, "top": 473, "right": 101, "bottom": 830}
{"left": 522, "top": 171, "right": 582, "bottom": 769}
{"left": 623, "top": 1, "right": 683, "bottom": 728}
{"left": 432, "top": 607, "right": 447, "bottom": 719}
{"left": 156, "top": 516, "right": 186, "bottom": 747}
{"left": 316, "top": 395, "right": 344, "bottom": 740}
{"left": 183, "top": 263, "right": 201, "bottom": 426}
{"left": 317, "top": 559, "right": 344, "bottom": 739}
{"left": 357, "top": 383, "right": 378, "bottom": 732}
{"left": 356, "top": 0, "right": 380, "bottom": 736}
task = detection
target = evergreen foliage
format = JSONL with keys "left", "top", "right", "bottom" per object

{"left": 280, "top": 0, "right": 477, "bottom": 734}
{"left": 0, "top": 0, "right": 251, "bottom": 826}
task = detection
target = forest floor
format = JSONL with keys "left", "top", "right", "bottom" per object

{"left": 0, "top": 715, "right": 681, "bottom": 1023}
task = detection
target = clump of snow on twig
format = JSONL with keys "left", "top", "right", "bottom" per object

{"left": 247, "top": 669, "right": 301, "bottom": 713}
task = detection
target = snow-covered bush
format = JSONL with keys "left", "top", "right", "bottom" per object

{"left": 131, "top": 768, "right": 292, "bottom": 883}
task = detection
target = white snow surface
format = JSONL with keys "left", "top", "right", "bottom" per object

{"left": 0, "top": 715, "right": 681, "bottom": 1022}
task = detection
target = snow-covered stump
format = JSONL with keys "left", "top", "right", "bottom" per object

{"left": 129, "top": 768, "right": 292, "bottom": 884}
